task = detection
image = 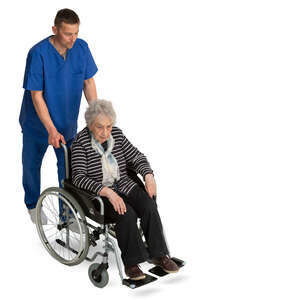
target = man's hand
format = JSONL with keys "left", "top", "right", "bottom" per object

{"left": 145, "top": 173, "right": 157, "bottom": 199}
{"left": 100, "top": 187, "right": 127, "bottom": 215}
{"left": 48, "top": 128, "right": 66, "bottom": 148}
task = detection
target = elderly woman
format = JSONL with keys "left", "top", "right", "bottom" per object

{"left": 71, "top": 99, "right": 179, "bottom": 280}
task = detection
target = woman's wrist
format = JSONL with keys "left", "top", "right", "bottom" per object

{"left": 99, "top": 186, "right": 114, "bottom": 197}
{"left": 145, "top": 173, "right": 154, "bottom": 181}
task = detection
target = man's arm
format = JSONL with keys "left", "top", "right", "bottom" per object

{"left": 83, "top": 77, "right": 97, "bottom": 103}
{"left": 31, "top": 90, "right": 66, "bottom": 148}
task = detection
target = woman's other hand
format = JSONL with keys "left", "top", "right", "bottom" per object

{"left": 145, "top": 173, "right": 157, "bottom": 199}
{"left": 100, "top": 187, "right": 127, "bottom": 215}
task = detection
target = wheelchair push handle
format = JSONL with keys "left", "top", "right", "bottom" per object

{"left": 59, "top": 141, "right": 70, "bottom": 179}
{"left": 60, "top": 141, "right": 67, "bottom": 149}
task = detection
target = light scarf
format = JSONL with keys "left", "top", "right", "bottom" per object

{"left": 91, "top": 134, "right": 120, "bottom": 187}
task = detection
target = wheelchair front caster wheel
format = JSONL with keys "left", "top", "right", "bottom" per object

{"left": 88, "top": 263, "right": 109, "bottom": 288}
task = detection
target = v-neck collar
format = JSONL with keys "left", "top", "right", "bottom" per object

{"left": 47, "top": 35, "right": 72, "bottom": 61}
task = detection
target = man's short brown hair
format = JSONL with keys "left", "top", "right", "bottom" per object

{"left": 54, "top": 8, "right": 80, "bottom": 27}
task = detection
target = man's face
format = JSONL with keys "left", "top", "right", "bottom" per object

{"left": 52, "top": 22, "right": 79, "bottom": 49}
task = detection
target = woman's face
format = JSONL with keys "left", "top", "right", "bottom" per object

{"left": 90, "top": 114, "right": 113, "bottom": 144}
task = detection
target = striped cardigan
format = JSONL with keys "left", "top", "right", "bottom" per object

{"left": 71, "top": 126, "right": 153, "bottom": 196}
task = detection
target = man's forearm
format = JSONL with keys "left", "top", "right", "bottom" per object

{"left": 83, "top": 77, "right": 98, "bottom": 103}
{"left": 31, "top": 90, "right": 56, "bottom": 134}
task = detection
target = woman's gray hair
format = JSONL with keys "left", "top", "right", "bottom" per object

{"left": 85, "top": 99, "right": 116, "bottom": 127}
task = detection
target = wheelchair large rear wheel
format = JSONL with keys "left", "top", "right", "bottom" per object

{"left": 36, "top": 187, "right": 89, "bottom": 266}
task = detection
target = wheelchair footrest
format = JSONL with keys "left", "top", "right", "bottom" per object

{"left": 148, "top": 257, "right": 186, "bottom": 277}
{"left": 122, "top": 274, "right": 157, "bottom": 289}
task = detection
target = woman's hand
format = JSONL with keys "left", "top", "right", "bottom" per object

{"left": 145, "top": 174, "right": 157, "bottom": 199}
{"left": 100, "top": 187, "right": 127, "bottom": 215}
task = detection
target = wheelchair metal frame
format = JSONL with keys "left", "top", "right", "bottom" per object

{"left": 35, "top": 142, "right": 185, "bottom": 289}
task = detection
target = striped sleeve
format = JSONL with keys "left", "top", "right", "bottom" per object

{"left": 120, "top": 129, "right": 153, "bottom": 179}
{"left": 71, "top": 139, "right": 103, "bottom": 195}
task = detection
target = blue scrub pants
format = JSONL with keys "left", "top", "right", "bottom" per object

{"left": 22, "top": 132, "right": 74, "bottom": 209}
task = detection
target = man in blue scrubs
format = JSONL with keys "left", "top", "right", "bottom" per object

{"left": 19, "top": 9, "right": 98, "bottom": 224}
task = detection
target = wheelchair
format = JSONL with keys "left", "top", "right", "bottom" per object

{"left": 35, "top": 142, "right": 185, "bottom": 289}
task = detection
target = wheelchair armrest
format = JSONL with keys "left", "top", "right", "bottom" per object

{"left": 126, "top": 164, "right": 146, "bottom": 190}
{"left": 63, "top": 179, "right": 105, "bottom": 224}
{"left": 127, "top": 166, "right": 157, "bottom": 202}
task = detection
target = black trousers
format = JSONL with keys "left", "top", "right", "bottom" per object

{"left": 102, "top": 185, "right": 169, "bottom": 267}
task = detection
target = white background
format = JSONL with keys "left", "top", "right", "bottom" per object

{"left": 1, "top": 0, "right": 300, "bottom": 299}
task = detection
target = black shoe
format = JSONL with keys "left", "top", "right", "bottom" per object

{"left": 151, "top": 256, "right": 179, "bottom": 273}
{"left": 125, "top": 265, "right": 146, "bottom": 280}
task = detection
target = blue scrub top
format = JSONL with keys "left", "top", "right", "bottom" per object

{"left": 19, "top": 36, "right": 98, "bottom": 141}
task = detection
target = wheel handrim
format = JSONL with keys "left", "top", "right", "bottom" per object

{"left": 36, "top": 190, "right": 88, "bottom": 265}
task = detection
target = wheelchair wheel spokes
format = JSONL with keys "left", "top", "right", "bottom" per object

{"left": 36, "top": 187, "right": 89, "bottom": 266}
{"left": 41, "top": 194, "right": 60, "bottom": 224}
